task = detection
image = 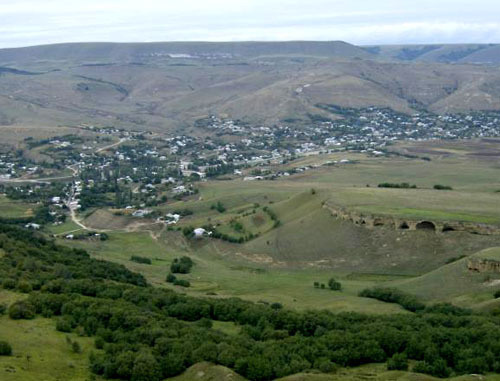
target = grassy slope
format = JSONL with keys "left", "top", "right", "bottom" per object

{"left": 168, "top": 362, "right": 500, "bottom": 381}
{"left": 390, "top": 247, "right": 500, "bottom": 308}
{"left": 0, "top": 291, "right": 99, "bottom": 381}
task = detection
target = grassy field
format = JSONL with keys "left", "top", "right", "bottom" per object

{"left": 0, "top": 195, "right": 33, "bottom": 219}
{"left": 388, "top": 247, "right": 500, "bottom": 309}
{"left": 0, "top": 292, "right": 99, "bottom": 381}
{"left": 65, "top": 229, "right": 405, "bottom": 314}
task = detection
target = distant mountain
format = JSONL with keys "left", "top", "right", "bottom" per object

{"left": 0, "top": 41, "right": 372, "bottom": 63}
{"left": 366, "top": 43, "right": 500, "bottom": 64}
{"left": 0, "top": 41, "right": 499, "bottom": 132}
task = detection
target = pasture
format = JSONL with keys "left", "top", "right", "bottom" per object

{"left": 0, "top": 195, "right": 33, "bottom": 218}
{"left": 0, "top": 301, "right": 99, "bottom": 381}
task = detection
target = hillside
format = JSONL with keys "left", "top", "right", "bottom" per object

{"left": 366, "top": 43, "right": 500, "bottom": 64}
{"left": 1, "top": 42, "right": 500, "bottom": 132}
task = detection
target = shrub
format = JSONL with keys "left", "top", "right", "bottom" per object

{"left": 182, "top": 226, "right": 194, "bottom": 238}
{"left": 170, "top": 257, "right": 194, "bottom": 274}
{"left": 434, "top": 184, "right": 453, "bottom": 190}
{"left": 72, "top": 341, "right": 81, "bottom": 354}
{"left": 17, "top": 280, "right": 32, "bottom": 293}
{"left": 56, "top": 318, "right": 73, "bottom": 332}
{"left": 211, "top": 201, "right": 226, "bottom": 213}
{"left": 8, "top": 300, "right": 36, "bottom": 320}
{"left": 378, "top": 182, "right": 417, "bottom": 189}
{"left": 387, "top": 353, "right": 408, "bottom": 371}
{"left": 328, "top": 278, "right": 342, "bottom": 291}
{"left": 359, "top": 287, "right": 425, "bottom": 312}
{"left": 2, "top": 278, "right": 16, "bottom": 290}
{"left": 173, "top": 279, "right": 190, "bottom": 287}
{"left": 0, "top": 341, "right": 12, "bottom": 356}
{"left": 166, "top": 273, "right": 177, "bottom": 283}
{"left": 495, "top": 290, "right": 500, "bottom": 299}
{"left": 0, "top": 303, "right": 7, "bottom": 315}
{"left": 130, "top": 256, "right": 152, "bottom": 265}
{"left": 314, "top": 358, "right": 338, "bottom": 373}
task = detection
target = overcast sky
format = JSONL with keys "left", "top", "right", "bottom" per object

{"left": 1, "top": 0, "right": 500, "bottom": 48}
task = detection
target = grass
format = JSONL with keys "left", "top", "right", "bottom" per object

{"left": 167, "top": 362, "right": 246, "bottom": 381}
{"left": 0, "top": 195, "right": 33, "bottom": 219}
{"left": 277, "top": 363, "right": 500, "bottom": 380}
{"left": 47, "top": 140, "right": 500, "bottom": 312}
{"left": 0, "top": 293, "right": 99, "bottom": 381}
{"left": 386, "top": 247, "right": 500, "bottom": 308}
{"left": 169, "top": 362, "right": 500, "bottom": 381}
{"left": 66, "top": 229, "right": 406, "bottom": 314}
{"left": 45, "top": 220, "right": 83, "bottom": 235}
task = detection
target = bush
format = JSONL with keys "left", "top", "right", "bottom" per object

{"left": 173, "top": 279, "right": 190, "bottom": 287}
{"left": 56, "top": 318, "right": 73, "bottom": 332}
{"left": 2, "top": 278, "right": 16, "bottom": 290}
{"left": 170, "top": 257, "right": 194, "bottom": 274}
{"left": 17, "top": 280, "right": 32, "bottom": 293}
{"left": 434, "top": 184, "right": 453, "bottom": 190}
{"left": 359, "top": 287, "right": 425, "bottom": 312}
{"left": 378, "top": 182, "right": 417, "bottom": 189}
{"left": 211, "top": 201, "right": 226, "bottom": 213}
{"left": 8, "top": 300, "right": 36, "bottom": 320}
{"left": 0, "top": 341, "right": 12, "bottom": 356}
{"left": 0, "top": 303, "right": 7, "bottom": 315}
{"left": 72, "top": 341, "right": 81, "bottom": 353}
{"left": 314, "top": 358, "right": 338, "bottom": 373}
{"left": 130, "top": 256, "right": 152, "bottom": 265}
{"left": 328, "top": 278, "right": 342, "bottom": 291}
{"left": 387, "top": 353, "right": 408, "bottom": 370}
{"left": 495, "top": 290, "right": 500, "bottom": 299}
{"left": 166, "top": 273, "right": 177, "bottom": 283}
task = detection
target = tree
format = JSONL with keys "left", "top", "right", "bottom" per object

{"left": 131, "top": 350, "right": 161, "bottom": 381}
{"left": 72, "top": 341, "right": 81, "bottom": 354}
{"left": 0, "top": 341, "right": 12, "bottom": 356}
{"left": 328, "top": 278, "right": 342, "bottom": 291}
{"left": 387, "top": 353, "right": 408, "bottom": 371}
{"left": 8, "top": 300, "right": 35, "bottom": 320}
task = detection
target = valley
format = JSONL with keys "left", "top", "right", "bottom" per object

{"left": 1, "top": 40, "right": 500, "bottom": 381}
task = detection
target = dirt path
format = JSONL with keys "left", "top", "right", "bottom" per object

{"left": 96, "top": 137, "right": 127, "bottom": 153}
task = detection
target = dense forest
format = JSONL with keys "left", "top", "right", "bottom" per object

{"left": 1, "top": 223, "right": 500, "bottom": 380}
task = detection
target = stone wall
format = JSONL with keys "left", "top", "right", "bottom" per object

{"left": 323, "top": 202, "right": 500, "bottom": 235}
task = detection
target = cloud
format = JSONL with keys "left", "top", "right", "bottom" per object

{"left": 0, "top": 0, "right": 499, "bottom": 48}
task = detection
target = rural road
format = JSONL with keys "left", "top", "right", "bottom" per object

{"left": 96, "top": 137, "right": 127, "bottom": 153}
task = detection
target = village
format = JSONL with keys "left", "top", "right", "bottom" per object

{"left": 1, "top": 106, "right": 500, "bottom": 233}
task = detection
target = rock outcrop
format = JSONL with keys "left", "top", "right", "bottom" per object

{"left": 324, "top": 202, "right": 500, "bottom": 235}
{"left": 467, "top": 258, "right": 500, "bottom": 272}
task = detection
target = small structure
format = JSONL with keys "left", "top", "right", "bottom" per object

{"left": 132, "top": 209, "right": 152, "bottom": 218}
{"left": 193, "top": 228, "right": 206, "bottom": 238}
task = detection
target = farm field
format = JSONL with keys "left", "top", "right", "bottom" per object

{"left": 0, "top": 195, "right": 33, "bottom": 218}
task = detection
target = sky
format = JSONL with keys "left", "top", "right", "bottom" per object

{"left": 1, "top": 0, "right": 500, "bottom": 48}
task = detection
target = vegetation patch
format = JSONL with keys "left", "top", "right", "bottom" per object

{"left": 130, "top": 255, "right": 152, "bottom": 265}
{"left": 359, "top": 287, "right": 425, "bottom": 312}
